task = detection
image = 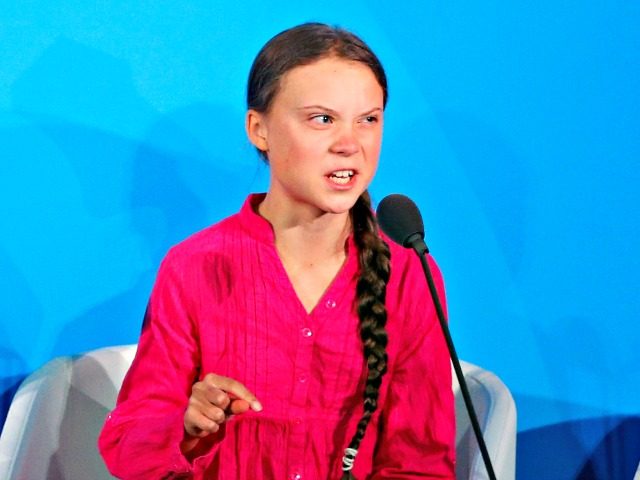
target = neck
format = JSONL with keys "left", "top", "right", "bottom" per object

{"left": 258, "top": 194, "right": 351, "bottom": 262}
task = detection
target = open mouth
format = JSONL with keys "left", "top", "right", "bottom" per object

{"left": 328, "top": 169, "right": 355, "bottom": 185}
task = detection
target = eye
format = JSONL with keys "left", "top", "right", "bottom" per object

{"left": 311, "top": 114, "right": 333, "bottom": 125}
{"left": 361, "top": 115, "right": 379, "bottom": 124}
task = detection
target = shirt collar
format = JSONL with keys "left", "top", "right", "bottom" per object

{"left": 237, "top": 193, "right": 357, "bottom": 256}
{"left": 238, "top": 193, "right": 275, "bottom": 245}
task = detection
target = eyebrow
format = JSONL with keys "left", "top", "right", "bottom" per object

{"left": 298, "top": 105, "right": 383, "bottom": 116}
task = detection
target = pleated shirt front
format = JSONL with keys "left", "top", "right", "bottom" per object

{"left": 99, "top": 194, "right": 455, "bottom": 479}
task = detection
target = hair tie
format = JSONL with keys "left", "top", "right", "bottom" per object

{"left": 342, "top": 447, "right": 358, "bottom": 471}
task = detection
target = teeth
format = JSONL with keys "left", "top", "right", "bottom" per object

{"left": 330, "top": 170, "right": 354, "bottom": 178}
{"left": 328, "top": 170, "right": 354, "bottom": 185}
{"left": 331, "top": 176, "right": 350, "bottom": 185}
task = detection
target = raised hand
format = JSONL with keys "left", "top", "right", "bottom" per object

{"left": 181, "top": 373, "right": 262, "bottom": 454}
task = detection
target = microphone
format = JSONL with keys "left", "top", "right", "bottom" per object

{"left": 376, "top": 194, "right": 428, "bottom": 256}
{"left": 375, "top": 194, "right": 498, "bottom": 480}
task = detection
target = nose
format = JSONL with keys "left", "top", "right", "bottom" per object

{"left": 329, "top": 124, "right": 359, "bottom": 156}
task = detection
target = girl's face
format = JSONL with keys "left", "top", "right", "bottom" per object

{"left": 246, "top": 56, "right": 384, "bottom": 217}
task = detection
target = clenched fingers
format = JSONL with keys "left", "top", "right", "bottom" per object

{"left": 204, "top": 374, "right": 262, "bottom": 412}
{"left": 183, "top": 373, "right": 261, "bottom": 438}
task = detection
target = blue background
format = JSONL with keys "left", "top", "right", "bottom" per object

{"left": 1, "top": 2, "right": 638, "bottom": 478}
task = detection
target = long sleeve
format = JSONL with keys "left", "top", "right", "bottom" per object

{"left": 98, "top": 248, "right": 215, "bottom": 479}
{"left": 370, "top": 254, "right": 456, "bottom": 479}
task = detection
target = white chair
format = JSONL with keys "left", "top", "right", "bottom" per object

{"left": 454, "top": 361, "right": 517, "bottom": 480}
{"left": 0, "top": 346, "right": 516, "bottom": 479}
{"left": 0, "top": 345, "right": 136, "bottom": 480}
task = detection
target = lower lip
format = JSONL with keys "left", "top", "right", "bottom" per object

{"left": 326, "top": 174, "right": 357, "bottom": 190}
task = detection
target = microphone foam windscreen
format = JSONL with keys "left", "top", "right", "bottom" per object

{"left": 376, "top": 194, "right": 425, "bottom": 247}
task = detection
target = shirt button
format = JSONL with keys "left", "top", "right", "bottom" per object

{"left": 301, "top": 327, "right": 312, "bottom": 337}
{"left": 325, "top": 299, "right": 336, "bottom": 309}
{"left": 294, "top": 417, "right": 302, "bottom": 425}
{"left": 298, "top": 374, "right": 308, "bottom": 383}
{"left": 289, "top": 472, "right": 302, "bottom": 480}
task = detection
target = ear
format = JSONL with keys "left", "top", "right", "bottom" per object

{"left": 245, "top": 109, "right": 269, "bottom": 152}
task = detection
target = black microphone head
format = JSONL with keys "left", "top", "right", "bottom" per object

{"left": 376, "top": 194, "right": 426, "bottom": 251}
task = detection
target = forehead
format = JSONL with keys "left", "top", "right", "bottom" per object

{"left": 273, "top": 56, "right": 383, "bottom": 107}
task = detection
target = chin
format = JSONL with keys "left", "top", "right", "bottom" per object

{"left": 321, "top": 196, "right": 362, "bottom": 215}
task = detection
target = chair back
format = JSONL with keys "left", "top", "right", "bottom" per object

{"left": 0, "top": 345, "right": 136, "bottom": 480}
{"left": 454, "top": 361, "right": 517, "bottom": 480}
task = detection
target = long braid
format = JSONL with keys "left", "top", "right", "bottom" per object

{"left": 342, "top": 191, "right": 391, "bottom": 479}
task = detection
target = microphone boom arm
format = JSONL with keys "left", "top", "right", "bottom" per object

{"left": 413, "top": 242, "right": 498, "bottom": 480}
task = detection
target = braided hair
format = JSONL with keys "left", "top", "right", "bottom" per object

{"left": 246, "top": 23, "right": 391, "bottom": 478}
{"left": 343, "top": 191, "right": 391, "bottom": 479}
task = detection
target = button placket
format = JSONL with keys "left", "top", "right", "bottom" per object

{"left": 293, "top": 325, "right": 313, "bottom": 402}
{"left": 289, "top": 314, "right": 317, "bottom": 477}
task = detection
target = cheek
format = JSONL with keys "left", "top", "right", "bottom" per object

{"left": 364, "top": 132, "right": 383, "bottom": 160}
{"left": 276, "top": 136, "right": 322, "bottom": 169}
{"left": 267, "top": 124, "right": 307, "bottom": 161}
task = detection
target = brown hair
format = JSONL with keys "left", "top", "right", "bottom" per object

{"left": 247, "top": 23, "right": 391, "bottom": 479}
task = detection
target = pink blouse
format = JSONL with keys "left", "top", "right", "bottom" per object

{"left": 99, "top": 194, "right": 455, "bottom": 479}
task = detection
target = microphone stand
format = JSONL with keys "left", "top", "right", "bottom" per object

{"left": 409, "top": 236, "right": 497, "bottom": 480}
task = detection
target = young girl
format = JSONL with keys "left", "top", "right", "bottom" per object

{"left": 99, "top": 23, "right": 455, "bottom": 479}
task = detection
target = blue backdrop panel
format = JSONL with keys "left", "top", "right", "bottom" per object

{"left": 1, "top": 2, "right": 638, "bottom": 478}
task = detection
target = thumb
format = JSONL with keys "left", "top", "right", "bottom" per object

{"left": 210, "top": 375, "right": 262, "bottom": 412}
{"left": 228, "top": 398, "right": 251, "bottom": 415}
